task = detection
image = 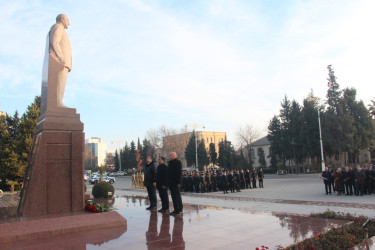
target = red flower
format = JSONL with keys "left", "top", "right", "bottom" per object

{"left": 332, "top": 227, "right": 336, "bottom": 230}
{"left": 334, "top": 241, "right": 336, "bottom": 245}
{"left": 341, "top": 231, "right": 344, "bottom": 234}
{"left": 311, "top": 247, "right": 315, "bottom": 250}
{"left": 306, "top": 244, "right": 310, "bottom": 248}
{"left": 316, "top": 235, "right": 319, "bottom": 238}
{"left": 256, "top": 248, "right": 259, "bottom": 250}
{"left": 298, "top": 246, "right": 302, "bottom": 249}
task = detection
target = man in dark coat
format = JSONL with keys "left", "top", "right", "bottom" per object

{"left": 167, "top": 152, "right": 183, "bottom": 216}
{"left": 144, "top": 156, "right": 157, "bottom": 210}
{"left": 322, "top": 167, "right": 332, "bottom": 195}
{"left": 156, "top": 157, "right": 169, "bottom": 213}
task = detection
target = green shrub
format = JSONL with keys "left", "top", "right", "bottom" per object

{"left": 92, "top": 182, "right": 114, "bottom": 198}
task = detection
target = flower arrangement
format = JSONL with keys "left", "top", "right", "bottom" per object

{"left": 285, "top": 210, "right": 375, "bottom": 249}
{"left": 85, "top": 200, "right": 108, "bottom": 213}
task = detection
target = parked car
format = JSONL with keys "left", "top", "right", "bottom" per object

{"left": 277, "top": 170, "right": 287, "bottom": 175}
{"left": 89, "top": 174, "right": 116, "bottom": 184}
{"left": 116, "top": 171, "right": 126, "bottom": 176}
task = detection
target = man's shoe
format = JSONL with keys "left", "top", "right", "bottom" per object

{"left": 146, "top": 206, "right": 152, "bottom": 210}
{"left": 169, "top": 211, "right": 178, "bottom": 216}
{"left": 158, "top": 209, "right": 164, "bottom": 213}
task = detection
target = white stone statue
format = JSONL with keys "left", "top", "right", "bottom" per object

{"left": 41, "top": 14, "right": 72, "bottom": 115}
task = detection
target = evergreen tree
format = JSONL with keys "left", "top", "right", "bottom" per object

{"left": 257, "top": 148, "right": 267, "bottom": 168}
{"left": 15, "top": 96, "right": 40, "bottom": 180}
{"left": 129, "top": 141, "right": 138, "bottom": 169}
{"left": 326, "top": 65, "right": 341, "bottom": 112}
{"left": 141, "top": 138, "right": 149, "bottom": 167}
{"left": 267, "top": 116, "right": 282, "bottom": 170}
{"left": 218, "top": 140, "right": 235, "bottom": 169}
{"left": 121, "top": 143, "right": 130, "bottom": 170}
{"left": 185, "top": 131, "right": 197, "bottom": 168}
{"left": 208, "top": 143, "right": 218, "bottom": 167}
{"left": 197, "top": 140, "right": 209, "bottom": 171}
{"left": 114, "top": 149, "right": 120, "bottom": 171}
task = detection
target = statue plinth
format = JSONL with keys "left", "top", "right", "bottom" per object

{"left": 18, "top": 110, "right": 85, "bottom": 217}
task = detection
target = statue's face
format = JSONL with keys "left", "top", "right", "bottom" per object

{"left": 61, "top": 15, "right": 70, "bottom": 29}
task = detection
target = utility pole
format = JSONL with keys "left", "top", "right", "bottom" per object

{"left": 185, "top": 123, "right": 205, "bottom": 171}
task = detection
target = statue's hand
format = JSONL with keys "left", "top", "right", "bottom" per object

{"left": 59, "top": 57, "right": 65, "bottom": 65}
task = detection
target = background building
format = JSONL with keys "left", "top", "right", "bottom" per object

{"left": 163, "top": 131, "right": 226, "bottom": 168}
{"left": 85, "top": 137, "right": 108, "bottom": 167}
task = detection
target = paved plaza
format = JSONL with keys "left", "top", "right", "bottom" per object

{"left": 1, "top": 173, "right": 374, "bottom": 249}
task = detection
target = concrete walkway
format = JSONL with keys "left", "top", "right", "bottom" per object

{"left": 108, "top": 174, "right": 375, "bottom": 218}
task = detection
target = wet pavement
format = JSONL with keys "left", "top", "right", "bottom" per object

{"left": 1, "top": 174, "right": 374, "bottom": 249}
{"left": 1, "top": 196, "right": 348, "bottom": 249}
{"left": 98, "top": 196, "right": 348, "bottom": 250}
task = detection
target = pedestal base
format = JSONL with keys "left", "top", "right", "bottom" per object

{"left": 18, "top": 111, "right": 84, "bottom": 218}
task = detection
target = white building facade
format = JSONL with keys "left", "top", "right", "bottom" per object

{"left": 85, "top": 137, "right": 108, "bottom": 167}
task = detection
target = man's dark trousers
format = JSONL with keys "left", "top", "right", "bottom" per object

{"left": 158, "top": 187, "right": 169, "bottom": 210}
{"left": 169, "top": 185, "right": 183, "bottom": 213}
{"left": 147, "top": 186, "right": 157, "bottom": 207}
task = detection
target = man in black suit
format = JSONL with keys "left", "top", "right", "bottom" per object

{"left": 167, "top": 152, "right": 183, "bottom": 216}
{"left": 144, "top": 156, "right": 157, "bottom": 210}
{"left": 156, "top": 157, "right": 169, "bottom": 213}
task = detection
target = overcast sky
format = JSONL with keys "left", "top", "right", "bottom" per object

{"left": 1, "top": 0, "right": 374, "bottom": 150}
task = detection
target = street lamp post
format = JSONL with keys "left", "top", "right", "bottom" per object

{"left": 111, "top": 140, "right": 125, "bottom": 172}
{"left": 186, "top": 123, "right": 205, "bottom": 171}
{"left": 308, "top": 93, "right": 326, "bottom": 172}
{"left": 317, "top": 107, "right": 325, "bottom": 172}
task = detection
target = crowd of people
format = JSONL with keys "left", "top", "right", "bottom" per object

{"left": 321, "top": 164, "right": 375, "bottom": 196}
{"left": 180, "top": 168, "right": 264, "bottom": 194}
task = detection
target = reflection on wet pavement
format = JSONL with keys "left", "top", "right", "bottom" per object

{"left": 86, "top": 196, "right": 348, "bottom": 250}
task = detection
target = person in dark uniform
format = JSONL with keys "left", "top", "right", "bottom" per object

{"left": 221, "top": 170, "right": 229, "bottom": 194}
{"left": 356, "top": 165, "right": 365, "bottom": 196}
{"left": 239, "top": 170, "right": 246, "bottom": 189}
{"left": 228, "top": 170, "right": 234, "bottom": 193}
{"left": 258, "top": 168, "right": 264, "bottom": 188}
{"left": 245, "top": 169, "right": 251, "bottom": 189}
{"left": 212, "top": 171, "right": 218, "bottom": 192}
{"left": 167, "top": 152, "right": 183, "bottom": 216}
{"left": 349, "top": 167, "right": 356, "bottom": 195}
{"left": 322, "top": 167, "right": 332, "bottom": 195}
{"left": 251, "top": 169, "right": 257, "bottom": 188}
{"left": 234, "top": 170, "right": 241, "bottom": 192}
{"left": 156, "top": 157, "right": 169, "bottom": 213}
{"left": 144, "top": 156, "right": 157, "bottom": 210}
{"left": 187, "top": 172, "right": 194, "bottom": 192}
{"left": 193, "top": 171, "right": 200, "bottom": 193}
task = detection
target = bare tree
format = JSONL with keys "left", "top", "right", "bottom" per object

{"left": 146, "top": 125, "right": 178, "bottom": 156}
{"left": 236, "top": 124, "right": 260, "bottom": 163}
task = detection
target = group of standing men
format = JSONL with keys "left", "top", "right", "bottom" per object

{"left": 181, "top": 168, "right": 264, "bottom": 194}
{"left": 321, "top": 164, "right": 375, "bottom": 196}
{"left": 143, "top": 152, "right": 183, "bottom": 216}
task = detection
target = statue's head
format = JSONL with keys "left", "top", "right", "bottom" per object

{"left": 56, "top": 14, "right": 70, "bottom": 29}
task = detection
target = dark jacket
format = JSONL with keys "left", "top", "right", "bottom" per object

{"left": 167, "top": 158, "right": 182, "bottom": 186}
{"left": 144, "top": 161, "right": 157, "bottom": 187}
{"left": 156, "top": 163, "right": 168, "bottom": 189}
